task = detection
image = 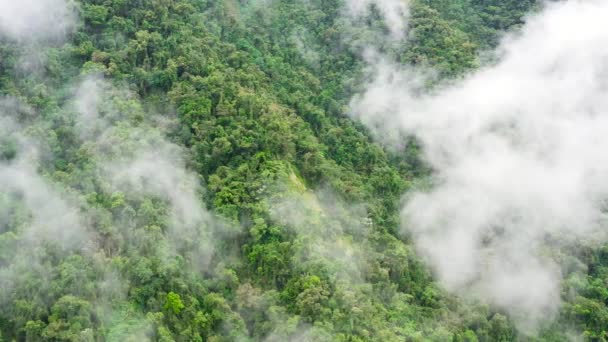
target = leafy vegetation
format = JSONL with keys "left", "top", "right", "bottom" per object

{"left": 1, "top": 0, "right": 607, "bottom": 341}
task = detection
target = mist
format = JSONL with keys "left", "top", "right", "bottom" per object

{"left": 268, "top": 183, "right": 372, "bottom": 284}
{"left": 0, "top": 2, "right": 221, "bottom": 337}
{"left": 0, "top": 0, "right": 77, "bottom": 42}
{"left": 343, "top": 0, "right": 409, "bottom": 39}
{"left": 71, "top": 75, "right": 218, "bottom": 272}
{"left": 350, "top": 0, "right": 608, "bottom": 331}
{"left": 0, "top": 74, "right": 218, "bottom": 339}
{"left": 0, "top": 100, "right": 103, "bottom": 339}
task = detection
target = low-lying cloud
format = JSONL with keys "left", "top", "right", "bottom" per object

{"left": 72, "top": 76, "right": 217, "bottom": 271}
{"left": 341, "top": 0, "right": 409, "bottom": 41}
{"left": 0, "top": 0, "right": 77, "bottom": 42}
{"left": 269, "top": 184, "right": 371, "bottom": 284}
{"left": 350, "top": 0, "right": 608, "bottom": 331}
{"left": 344, "top": 0, "right": 409, "bottom": 39}
{"left": 0, "top": 74, "right": 218, "bottom": 340}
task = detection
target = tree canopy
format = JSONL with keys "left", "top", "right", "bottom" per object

{"left": 0, "top": 0, "right": 606, "bottom": 341}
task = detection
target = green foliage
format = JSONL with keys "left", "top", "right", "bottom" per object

{"left": 164, "top": 292, "right": 185, "bottom": 315}
{"left": 43, "top": 296, "right": 93, "bottom": 341}
{"left": 2, "top": 0, "right": 606, "bottom": 341}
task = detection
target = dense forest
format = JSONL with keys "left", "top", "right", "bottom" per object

{"left": 1, "top": 0, "right": 608, "bottom": 341}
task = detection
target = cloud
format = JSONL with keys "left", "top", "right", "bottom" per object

{"left": 349, "top": 0, "right": 608, "bottom": 332}
{"left": 268, "top": 180, "right": 372, "bottom": 284}
{"left": 72, "top": 76, "right": 217, "bottom": 271}
{"left": 0, "top": 0, "right": 77, "bottom": 43}
{"left": 343, "top": 0, "right": 409, "bottom": 39}
{"left": 0, "top": 112, "right": 90, "bottom": 250}
{"left": 0, "top": 101, "right": 97, "bottom": 321}
{"left": 0, "top": 74, "right": 217, "bottom": 337}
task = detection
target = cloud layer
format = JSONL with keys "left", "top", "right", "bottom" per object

{"left": 0, "top": 0, "right": 77, "bottom": 42}
{"left": 72, "top": 76, "right": 217, "bottom": 270}
{"left": 344, "top": 0, "right": 409, "bottom": 39}
{"left": 350, "top": 0, "right": 608, "bottom": 331}
{"left": 0, "top": 75, "right": 218, "bottom": 340}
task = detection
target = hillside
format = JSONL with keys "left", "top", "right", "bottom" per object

{"left": 1, "top": 0, "right": 607, "bottom": 341}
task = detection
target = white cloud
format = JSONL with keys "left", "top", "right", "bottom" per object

{"left": 350, "top": 0, "right": 608, "bottom": 331}
{"left": 344, "top": 0, "right": 409, "bottom": 39}
{"left": 72, "top": 76, "right": 216, "bottom": 270}
{"left": 0, "top": 0, "right": 77, "bottom": 42}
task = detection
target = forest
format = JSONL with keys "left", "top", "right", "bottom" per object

{"left": 1, "top": 0, "right": 608, "bottom": 341}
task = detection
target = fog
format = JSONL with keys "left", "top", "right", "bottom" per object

{"left": 344, "top": 0, "right": 409, "bottom": 39}
{"left": 0, "top": 0, "right": 77, "bottom": 42}
{"left": 350, "top": 0, "right": 608, "bottom": 331}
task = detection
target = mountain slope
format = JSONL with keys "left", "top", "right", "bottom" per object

{"left": 1, "top": 0, "right": 606, "bottom": 341}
